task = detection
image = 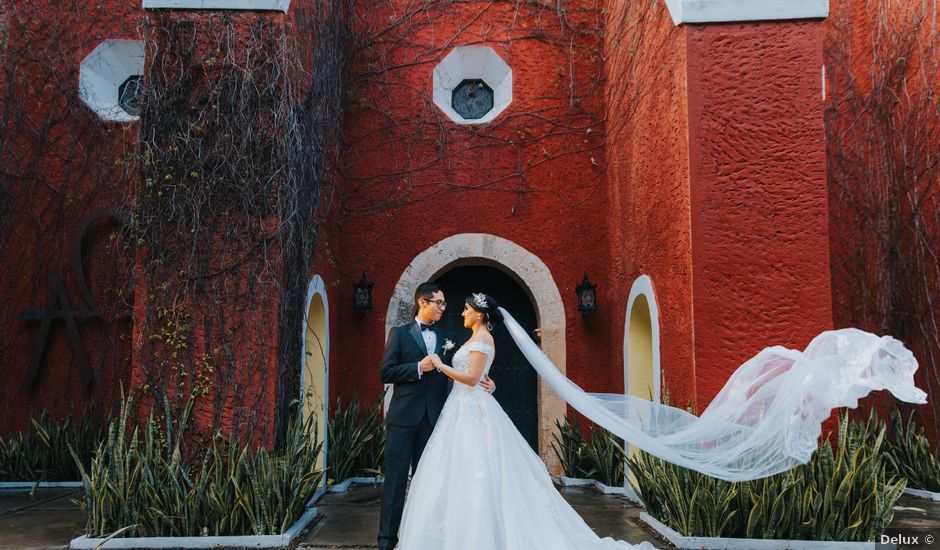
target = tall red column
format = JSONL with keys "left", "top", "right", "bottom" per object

{"left": 606, "top": 1, "right": 831, "bottom": 409}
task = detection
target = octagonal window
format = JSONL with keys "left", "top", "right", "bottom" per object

{"left": 452, "top": 80, "right": 494, "bottom": 120}
{"left": 79, "top": 39, "right": 145, "bottom": 122}
{"left": 118, "top": 75, "right": 143, "bottom": 117}
{"left": 433, "top": 46, "right": 511, "bottom": 125}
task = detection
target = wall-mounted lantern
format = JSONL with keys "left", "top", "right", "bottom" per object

{"left": 575, "top": 273, "right": 597, "bottom": 313}
{"left": 353, "top": 272, "right": 373, "bottom": 310}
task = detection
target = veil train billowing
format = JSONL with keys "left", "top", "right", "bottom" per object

{"left": 498, "top": 307, "right": 927, "bottom": 482}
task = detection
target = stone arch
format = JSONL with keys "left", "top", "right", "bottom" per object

{"left": 385, "top": 233, "right": 566, "bottom": 472}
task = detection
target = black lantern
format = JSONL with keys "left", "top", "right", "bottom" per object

{"left": 575, "top": 273, "right": 597, "bottom": 313}
{"left": 353, "top": 272, "right": 373, "bottom": 310}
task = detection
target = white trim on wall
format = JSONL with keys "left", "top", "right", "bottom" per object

{"left": 663, "top": 0, "right": 828, "bottom": 25}
{"left": 624, "top": 275, "right": 661, "bottom": 402}
{"left": 301, "top": 274, "right": 329, "bottom": 498}
{"left": 143, "top": 0, "right": 290, "bottom": 11}
{"left": 79, "top": 40, "right": 145, "bottom": 123}
{"left": 433, "top": 46, "right": 512, "bottom": 125}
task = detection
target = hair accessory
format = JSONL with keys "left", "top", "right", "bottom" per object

{"left": 472, "top": 293, "right": 489, "bottom": 309}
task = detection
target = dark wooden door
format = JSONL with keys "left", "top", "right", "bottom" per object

{"left": 434, "top": 266, "right": 539, "bottom": 452}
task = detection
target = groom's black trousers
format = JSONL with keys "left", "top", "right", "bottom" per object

{"left": 377, "top": 414, "right": 434, "bottom": 550}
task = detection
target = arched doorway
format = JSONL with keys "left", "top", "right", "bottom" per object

{"left": 385, "top": 233, "right": 566, "bottom": 472}
{"left": 302, "top": 276, "right": 329, "bottom": 478}
{"left": 435, "top": 266, "right": 539, "bottom": 451}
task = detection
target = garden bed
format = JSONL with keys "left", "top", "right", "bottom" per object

{"left": 630, "top": 413, "right": 905, "bottom": 547}
{"left": 556, "top": 475, "right": 625, "bottom": 495}
{"left": 0, "top": 481, "right": 82, "bottom": 489}
{"left": 70, "top": 508, "right": 317, "bottom": 549}
{"left": 329, "top": 475, "right": 383, "bottom": 493}
{"left": 639, "top": 512, "right": 893, "bottom": 550}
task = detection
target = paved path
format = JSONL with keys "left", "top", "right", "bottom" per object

{"left": 0, "top": 488, "right": 84, "bottom": 550}
{"left": 300, "top": 484, "right": 662, "bottom": 549}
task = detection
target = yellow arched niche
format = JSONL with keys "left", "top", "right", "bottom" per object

{"left": 302, "top": 277, "right": 329, "bottom": 474}
{"left": 623, "top": 276, "right": 661, "bottom": 493}
{"left": 628, "top": 295, "right": 654, "bottom": 402}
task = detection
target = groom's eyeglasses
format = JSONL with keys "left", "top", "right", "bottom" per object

{"left": 426, "top": 299, "right": 447, "bottom": 309}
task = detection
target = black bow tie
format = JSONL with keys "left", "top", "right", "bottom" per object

{"left": 419, "top": 322, "right": 435, "bottom": 332}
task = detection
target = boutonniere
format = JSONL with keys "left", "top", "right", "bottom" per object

{"left": 442, "top": 339, "right": 455, "bottom": 355}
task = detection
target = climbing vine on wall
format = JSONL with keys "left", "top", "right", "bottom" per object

{"left": 326, "top": 0, "right": 608, "bottom": 265}
{"left": 826, "top": 0, "right": 940, "bottom": 439}
{"left": 131, "top": 3, "right": 345, "bottom": 445}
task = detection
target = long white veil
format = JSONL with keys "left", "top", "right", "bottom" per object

{"left": 498, "top": 307, "right": 927, "bottom": 482}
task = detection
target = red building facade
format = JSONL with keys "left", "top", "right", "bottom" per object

{"left": 2, "top": 0, "right": 933, "bottom": 465}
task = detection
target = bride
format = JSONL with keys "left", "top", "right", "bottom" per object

{"left": 396, "top": 292, "right": 654, "bottom": 549}
{"left": 395, "top": 291, "right": 927, "bottom": 549}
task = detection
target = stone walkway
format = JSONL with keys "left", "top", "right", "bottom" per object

{"left": 300, "top": 484, "right": 661, "bottom": 549}
{"left": 0, "top": 488, "right": 84, "bottom": 550}
{"left": 1, "top": 484, "right": 939, "bottom": 549}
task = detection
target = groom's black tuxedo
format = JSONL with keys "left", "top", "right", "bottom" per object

{"left": 380, "top": 322, "right": 453, "bottom": 426}
{"left": 378, "top": 320, "right": 459, "bottom": 550}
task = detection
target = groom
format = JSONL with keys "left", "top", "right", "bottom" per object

{"left": 377, "top": 282, "right": 494, "bottom": 550}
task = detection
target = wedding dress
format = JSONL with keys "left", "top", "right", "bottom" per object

{"left": 395, "top": 341, "right": 652, "bottom": 550}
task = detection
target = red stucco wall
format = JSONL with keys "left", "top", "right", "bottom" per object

{"left": 686, "top": 22, "right": 833, "bottom": 407}
{"left": 0, "top": 1, "right": 139, "bottom": 432}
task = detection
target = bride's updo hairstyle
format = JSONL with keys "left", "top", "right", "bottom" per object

{"left": 465, "top": 292, "right": 504, "bottom": 330}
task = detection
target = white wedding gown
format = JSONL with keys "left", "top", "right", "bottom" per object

{"left": 396, "top": 341, "right": 653, "bottom": 550}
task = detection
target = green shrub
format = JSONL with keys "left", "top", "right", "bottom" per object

{"left": 552, "top": 417, "right": 626, "bottom": 486}
{"left": 327, "top": 391, "right": 385, "bottom": 482}
{"left": 885, "top": 410, "right": 940, "bottom": 492}
{"left": 630, "top": 411, "right": 905, "bottom": 541}
{"left": 0, "top": 410, "right": 102, "bottom": 482}
{"left": 74, "top": 393, "right": 323, "bottom": 537}
{"left": 552, "top": 417, "right": 594, "bottom": 480}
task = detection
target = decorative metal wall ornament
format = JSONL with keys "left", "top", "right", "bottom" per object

{"left": 18, "top": 209, "right": 131, "bottom": 391}
{"left": 575, "top": 273, "right": 597, "bottom": 313}
{"left": 353, "top": 272, "right": 373, "bottom": 310}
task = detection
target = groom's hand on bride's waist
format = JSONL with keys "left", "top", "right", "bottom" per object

{"left": 480, "top": 375, "right": 495, "bottom": 394}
